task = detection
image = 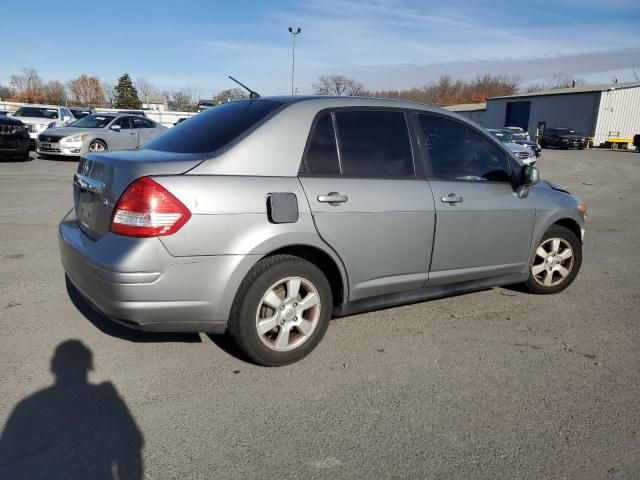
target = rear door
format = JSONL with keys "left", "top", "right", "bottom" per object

{"left": 416, "top": 112, "right": 535, "bottom": 286}
{"left": 132, "top": 117, "right": 158, "bottom": 145}
{"left": 299, "top": 109, "right": 435, "bottom": 301}
{"left": 108, "top": 116, "right": 137, "bottom": 150}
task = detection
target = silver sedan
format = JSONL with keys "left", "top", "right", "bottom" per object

{"left": 36, "top": 112, "right": 167, "bottom": 158}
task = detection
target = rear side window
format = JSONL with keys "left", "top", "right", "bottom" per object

{"left": 335, "top": 110, "right": 414, "bottom": 177}
{"left": 144, "top": 100, "right": 284, "bottom": 153}
{"left": 304, "top": 113, "right": 340, "bottom": 175}
{"left": 418, "top": 114, "right": 510, "bottom": 182}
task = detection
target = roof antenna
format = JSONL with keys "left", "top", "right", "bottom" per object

{"left": 228, "top": 76, "right": 261, "bottom": 99}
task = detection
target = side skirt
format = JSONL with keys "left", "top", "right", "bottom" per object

{"left": 333, "top": 272, "right": 527, "bottom": 317}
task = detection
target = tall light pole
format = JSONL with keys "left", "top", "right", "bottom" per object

{"left": 288, "top": 27, "right": 301, "bottom": 95}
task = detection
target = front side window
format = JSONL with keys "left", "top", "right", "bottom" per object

{"left": 303, "top": 113, "right": 340, "bottom": 175}
{"left": 334, "top": 110, "right": 414, "bottom": 178}
{"left": 468, "top": 130, "right": 512, "bottom": 182}
{"left": 418, "top": 114, "right": 510, "bottom": 182}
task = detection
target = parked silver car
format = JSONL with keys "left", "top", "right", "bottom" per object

{"left": 12, "top": 104, "right": 75, "bottom": 147}
{"left": 487, "top": 128, "right": 537, "bottom": 165}
{"left": 59, "top": 97, "right": 586, "bottom": 366}
{"left": 37, "top": 112, "right": 166, "bottom": 157}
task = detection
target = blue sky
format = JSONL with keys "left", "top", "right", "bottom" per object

{"left": 2, "top": 0, "right": 639, "bottom": 98}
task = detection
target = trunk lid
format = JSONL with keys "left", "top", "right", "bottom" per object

{"left": 73, "top": 149, "right": 204, "bottom": 239}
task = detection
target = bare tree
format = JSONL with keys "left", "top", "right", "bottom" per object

{"left": 633, "top": 61, "right": 640, "bottom": 81}
{"left": 101, "top": 80, "right": 116, "bottom": 107}
{"left": 42, "top": 81, "right": 68, "bottom": 105}
{"left": 211, "top": 88, "right": 248, "bottom": 104}
{"left": 364, "top": 73, "right": 519, "bottom": 106}
{"left": 165, "top": 86, "right": 199, "bottom": 111}
{"left": 134, "top": 76, "right": 155, "bottom": 102}
{"left": 525, "top": 74, "right": 587, "bottom": 93}
{"left": 69, "top": 75, "right": 106, "bottom": 106}
{"left": 0, "top": 84, "right": 14, "bottom": 100}
{"left": 313, "top": 75, "right": 365, "bottom": 96}
{"left": 10, "top": 68, "right": 44, "bottom": 103}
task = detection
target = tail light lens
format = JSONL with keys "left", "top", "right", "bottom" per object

{"left": 110, "top": 176, "right": 191, "bottom": 237}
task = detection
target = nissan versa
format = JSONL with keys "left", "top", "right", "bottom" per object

{"left": 59, "top": 96, "right": 586, "bottom": 366}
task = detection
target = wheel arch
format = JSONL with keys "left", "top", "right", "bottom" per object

{"left": 552, "top": 217, "right": 582, "bottom": 244}
{"left": 263, "top": 244, "right": 347, "bottom": 308}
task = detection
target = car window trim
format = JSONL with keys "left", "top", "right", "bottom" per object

{"left": 412, "top": 110, "right": 517, "bottom": 185}
{"left": 299, "top": 106, "right": 420, "bottom": 180}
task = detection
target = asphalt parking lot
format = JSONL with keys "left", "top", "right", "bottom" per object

{"left": 1, "top": 148, "right": 639, "bottom": 479}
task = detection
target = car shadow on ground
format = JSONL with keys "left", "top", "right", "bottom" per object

{"left": 0, "top": 340, "right": 144, "bottom": 479}
{"left": 66, "top": 276, "right": 201, "bottom": 343}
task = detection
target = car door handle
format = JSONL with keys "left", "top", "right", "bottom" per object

{"left": 441, "top": 193, "right": 463, "bottom": 204}
{"left": 317, "top": 192, "right": 348, "bottom": 205}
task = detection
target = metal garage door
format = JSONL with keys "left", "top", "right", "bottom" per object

{"left": 505, "top": 101, "right": 531, "bottom": 130}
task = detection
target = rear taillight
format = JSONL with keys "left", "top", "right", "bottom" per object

{"left": 110, "top": 176, "right": 191, "bottom": 237}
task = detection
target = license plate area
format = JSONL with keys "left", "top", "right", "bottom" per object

{"left": 41, "top": 142, "right": 51, "bottom": 149}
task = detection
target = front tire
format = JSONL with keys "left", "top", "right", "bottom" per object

{"left": 524, "top": 225, "right": 582, "bottom": 294}
{"left": 228, "top": 254, "right": 332, "bottom": 366}
{"left": 88, "top": 140, "right": 107, "bottom": 152}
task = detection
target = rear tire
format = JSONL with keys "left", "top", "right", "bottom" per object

{"left": 228, "top": 254, "right": 332, "bottom": 366}
{"left": 524, "top": 225, "right": 582, "bottom": 294}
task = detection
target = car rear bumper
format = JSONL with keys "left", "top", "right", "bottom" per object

{"left": 59, "top": 209, "right": 249, "bottom": 333}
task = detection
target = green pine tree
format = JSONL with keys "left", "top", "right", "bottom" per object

{"left": 113, "top": 73, "right": 141, "bottom": 109}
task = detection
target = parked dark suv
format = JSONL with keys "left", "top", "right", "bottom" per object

{"left": 540, "top": 128, "right": 587, "bottom": 150}
{"left": 0, "top": 116, "right": 30, "bottom": 161}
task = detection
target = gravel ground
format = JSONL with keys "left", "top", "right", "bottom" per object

{"left": 0, "top": 148, "right": 639, "bottom": 479}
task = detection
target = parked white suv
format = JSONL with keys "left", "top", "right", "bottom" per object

{"left": 12, "top": 105, "right": 75, "bottom": 148}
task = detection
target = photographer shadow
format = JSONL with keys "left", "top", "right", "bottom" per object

{"left": 0, "top": 340, "right": 144, "bottom": 480}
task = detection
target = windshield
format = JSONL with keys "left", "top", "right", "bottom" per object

{"left": 70, "top": 114, "right": 115, "bottom": 128}
{"left": 145, "top": 100, "right": 284, "bottom": 153}
{"left": 14, "top": 107, "right": 59, "bottom": 119}
{"left": 489, "top": 131, "right": 509, "bottom": 143}
{"left": 498, "top": 130, "right": 515, "bottom": 142}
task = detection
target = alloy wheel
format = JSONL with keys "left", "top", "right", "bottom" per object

{"left": 531, "top": 237, "right": 574, "bottom": 287}
{"left": 255, "top": 276, "right": 321, "bottom": 352}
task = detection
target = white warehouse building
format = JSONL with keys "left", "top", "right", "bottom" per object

{"left": 481, "top": 81, "right": 640, "bottom": 146}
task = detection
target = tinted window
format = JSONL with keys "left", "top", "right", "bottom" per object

{"left": 112, "top": 116, "right": 133, "bottom": 129}
{"left": 303, "top": 113, "right": 340, "bottom": 175}
{"left": 418, "top": 114, "right": 511, "bottom": 182}
{"left": 132, "top": 117, "right": 155, "bottom": 128}
{"left": 418, "top": 114, "right": 476, "bottom": 180}
{"left": 145, "top": 100, "right": 284, "bottom": 153}
{"left": 468, "top": 130, "right": 511, "bottom": 182}
{"left": 334, "top": 110, "right": 413, "bottom": 177}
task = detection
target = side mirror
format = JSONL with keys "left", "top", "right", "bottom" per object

{"left": 110, "top": 124, "right": 121, "bottom": 131}
{"left": 516, "top": 165, "right": 539, "bottom": 198}
{"left": 521, "top": 165, "right": 539, "bottom": 186}
{"left": 63, "top": 116, "right": 71, "bottom": 123}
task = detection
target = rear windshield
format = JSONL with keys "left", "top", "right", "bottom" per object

{"left": 14, "top": 107, "right": 59, "bottom": 119}
{"left": 144, "top": 100, "right": 284, "bottom": 153}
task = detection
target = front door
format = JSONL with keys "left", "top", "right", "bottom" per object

{"left": 416, "top": 112, "right": 535, "bottom": 286}
{"left": 299, "top": 109, "right": 435, "bottom": 301}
